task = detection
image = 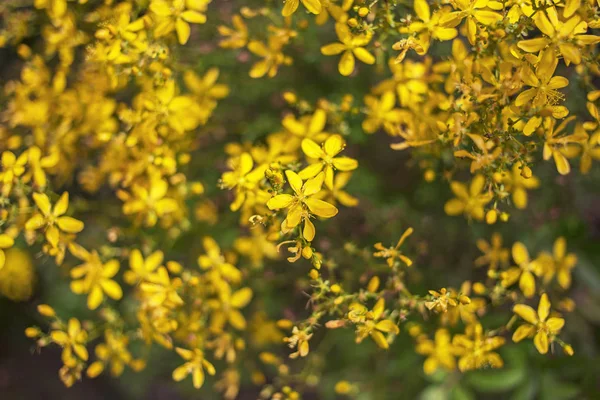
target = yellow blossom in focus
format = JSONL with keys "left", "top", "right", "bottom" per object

{"left": 373, "top": 227, "right": 414, "bottom": 267}
{"left": 299, "top": 134, "right": 357, "bottom": 188}
{"left": 25, "top": 192, "right": 84, "bottom": 249}
{"left": 348, "top": 298, "right": 399, "bottom": 349}
{"left": 284, "top": 326, "right": 313, "bottom": 358}
{"left": 513, "top": 293, "right": 565, "bottom": 354}
{"left": 267, "top": 171, "right": 338, "bottom": 241}
{"left": 321, "top": 23, "right": 375, "bottom": 76}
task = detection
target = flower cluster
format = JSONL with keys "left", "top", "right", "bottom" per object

{"left": 0, "top": 0, "right": 594, "bottom": 398}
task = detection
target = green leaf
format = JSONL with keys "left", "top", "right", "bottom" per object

{"left": 450, "top": 385, "right": 475, "bottom": 400}
{"left": 539, "top": 373, "right": 580, "bottom": 400}
{"left": 420, "top": 385, "right": 448, "bottom": 400}
{"left": 465, "top": 367, "right": 526, "bottom": 393}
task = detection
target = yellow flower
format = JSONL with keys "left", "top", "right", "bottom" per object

{"left": 197, "top": 236, "right": 242, "bottom": 283}
{"left": 513, "top": 293, "right": 565, "bottom": 354}
{"left": 542, "top": 116, "right": 584, "bottom": 175}
{"left": 441, "top": 282, "right": 485, "bottom": 326}
{"left": 284, "top": 326, "right": 313, "bottom": 358}
{"left": 219, "top": 153, "right": 266, "bottom": 211}
{"left": 541, "top": 237, "right": 577, "bottom": 289}
{"left": 575, "top": 129, "right": 600, "bottom": 174}
{"left": 0, "top": 150, "right": 28, "bottom": 196}
{"left": 362, "top": 91, "right": 407, "bottom": 135}
{"left": 0, "top": 233, "right": 15, "bottom": 271}
{"left": 267, "top": 171, "right": 338, "bottom": 241}
{"left": 51, "top": 318, "right": 89, "bottom": 368}
{"left": 501, "top": 242, "right": 543, "bottom": 298}
{"left": 248, "top": 37, "right": 292, "bottom": 78}
{"left": 475, "top": 233, "right": 509, "bottom": 270}
{"left": 501, "top": 163, "right": 540, "bottom": 209}
{"left": 282, "top": 0, "right": 322, "bottom": 17}
{"left": 517, "top": 7, "right": 600, "bottom": 65}
{"left": 184, "top": 68, "right": 229, "bottom": 107}
{"left": 208, "top": 284, "right": 253, "bottom": 331}
{"left": 516, "top": 50, "right": 568, "bottom": 108}
{"left": 25, "top": 192, "right": 84, "bottom": 249}
{"left": 373, "top": 227, "right": 414, "bottom": 267}
{"left": 334, "top": 380, "right": 357, "bottom": 395}
{"left": 416, "top": 329, "right": 458, "bottom": 375}
{"left": 125, "top": 249, "right": 164, "bottom": 285}
{"left": 298, "top": 134, "right": 357, "bottom": 188}
{"left": 454, "top": 134, "right": 502, "bottom": 173}
{"left": 313, "top": 171, "right": 359, "bottom": 207}
{"left": 349, "top": 298, "right": 400, "bottom": 349}
{"left": 425, "top": 287, "right": 470, "bottom": 313}
{"left": 453, "top": 323, "right": 504, "bottom": 371}
{"left": 172, "top": 347, "right": 216, "bottom": 389}
{"left": 444, "top": 175, "right": 492, "bottom": 221}
{"left": 140, "top": 266, "right": 184, "bottom": 307}
{"left": 120, "top": 174, "right": 179, "bottom": 226}
{"left": 218, "top": 14, "right": 248, "bottom": 49}
{"left": 144, "top": 79, "right": 201, "bottom": 134}
{"left": 233, "top": 227, "right": 279, "bottom": 268}
{"left": 87, "top": 330, "right": 143, "bottom": 378}
{"left": 391, "top": 37, "right": 426, "bottom": 64}
{"left": 373, "top": 59, "right": 430, "bottom": 107}
{"left": 321, "top": 23, "right": 375, "bottom": 76}
{"left": 26, "top": 146, "right": 59, "bottom": 189}
{"left": 150, "top": 0, "right": 210, "bottom": 45}
{"left": 315, "top": 0, "right": 352, "bottom": 25}
{"left": 69, "top": 243, "right": 123, "bottom": 310}
{"left": 440, "top": 0, "right": 503, "bottom": 44}
{"left": 34, "top": 0, "right": 67, "bottom": 19}
{"left": 403, "top": 0, "right": 458, "bottom": 54}
{"left": 282, "top": 108, "right": 329, "bottom": 142}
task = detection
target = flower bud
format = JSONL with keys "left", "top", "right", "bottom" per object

{"left": 325, "top": 319, "right": 345, "bottom": 329}
{"left": 486, "top": 210, "right": 497, "bottom": 225}
{"left": 520, "top": 165, "right": 533, "bottom": 179}
{"left": 37, "top": 304, "right": 56, "bottom": 317}
{"left": 367, "top": 276, "right": 380, "bottom": 292}
{"left": 358, "top": 7, "right": 369, "bottom": 17}
{"left": 25, "top": 327, "right": 41, "bottom": 338}
{"left": 283, "top": 91, "right": 297, "bottom": 104}
{"left": 563, "top": 344, "right": 574, "bottom": 356}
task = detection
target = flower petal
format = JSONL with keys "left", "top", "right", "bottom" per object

{"left": 534, "top": 331, "right": 549, "bottom": 354}
{"left": 538, "top": 293, "right": 551, "bottom": 321}
{"left": 267, "top": 194, "right": 294, "bottom": 210}
{"left": 285, "top": 170, "right": 303, "bottom": 195}
{"left": 57, "top": 216, "right": 84, "bottom": 233}
{"left": 338, "top": 50, "right": 355, "bottom": 76}
{"left": 305, "top": 198, "right": 338, "bottom": 218}
{"left": 513, "top": 304, "right": 538, "bottom": 324}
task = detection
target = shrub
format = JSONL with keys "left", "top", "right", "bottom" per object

{"left": 0, "top": 0, "right": 599, "bottom": 398}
